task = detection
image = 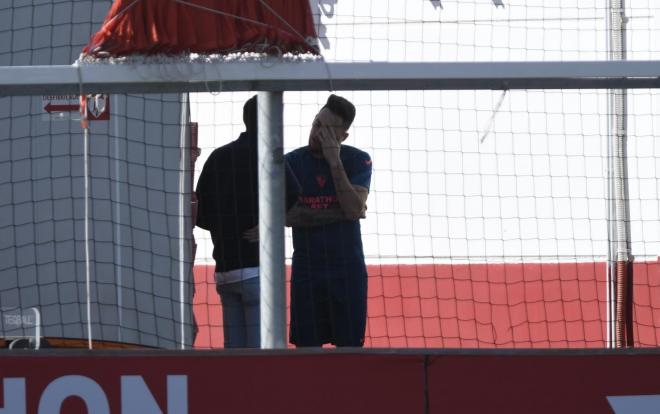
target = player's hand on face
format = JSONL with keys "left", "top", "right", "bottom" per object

{"left": 318, "top": 126, "right": 341, "bottom": 163}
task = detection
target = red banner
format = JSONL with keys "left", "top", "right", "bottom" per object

{"left": 1, "top": 351, "right": 659, "bottom": 413}
{"left": 428, "top": 352, "right": 660, "bottom": 413}
{"left": 0, "top": 352, "right": 422, "bottom": 414}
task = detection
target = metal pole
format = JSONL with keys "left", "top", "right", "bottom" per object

{"left": 258, "top": 91, "right": 287, "bottom": 349}
{"left": 112, "top": 95, "right": 124, "bottom": 344}
{"left": 607, "top": 0, "right": 632, "bottom": 348}
{"left": 83, "top": 124, "right": 93, "bottom": 350}
{"left": 178, "top": 93, "right": 191, "bottom": 349}
{"left": 605, "top": 0, "right": 616, "bottom": 350}
{"left": 6, "top": 61, "right": 660, "bottom": 96}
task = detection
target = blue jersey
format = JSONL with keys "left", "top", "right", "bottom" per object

{"left": 285, "top": 145, "right": 372, "bottom": 268}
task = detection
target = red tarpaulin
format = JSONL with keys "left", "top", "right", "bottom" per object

{"left": 83, "top": 0, "right": 319, "bottom": 58}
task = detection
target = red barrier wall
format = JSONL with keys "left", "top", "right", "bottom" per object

{"left": 194, "top": 261, "right": 660, "bottom": 348}
{"left": 2, "top": 350, "right": 660, "bottom": 413}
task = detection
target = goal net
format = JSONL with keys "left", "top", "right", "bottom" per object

{"left": 1, "top": 0, "right": 660, "bottom": 349}
{"left": 0, "top": 1, "right": 197, "bottom": 349}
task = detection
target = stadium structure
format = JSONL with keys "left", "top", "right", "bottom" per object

{"left": 1, "top": 0, "right": 660, "bottom": 412}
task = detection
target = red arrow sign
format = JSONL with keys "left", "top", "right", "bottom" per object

{"left": 44, "top": 103, "right": 80, "bottom": 113}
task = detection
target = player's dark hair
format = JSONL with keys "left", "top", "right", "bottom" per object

{"left": 322, "top": 94, "right": 356, "bottom": 130}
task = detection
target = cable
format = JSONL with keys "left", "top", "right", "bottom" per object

{"left": 75, "top": 62, "right": 93, "bottom": 350}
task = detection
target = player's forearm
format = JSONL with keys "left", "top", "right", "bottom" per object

{"left": 286, "top": 204, "right": 346, "bottom": 227}
{"left": 328, "top": 160, "right": 366, "bottom": 220}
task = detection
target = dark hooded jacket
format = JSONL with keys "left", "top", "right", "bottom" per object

{"left": 195, "top": 96, "right": 259, "bottom": 272}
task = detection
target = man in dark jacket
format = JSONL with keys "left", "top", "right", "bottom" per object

{"left": 196, "top": 95, "right": 260, "bottom": 348}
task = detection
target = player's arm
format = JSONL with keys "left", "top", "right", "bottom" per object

{"left": 318, "top": 128, "right": 369, "bottom": 221}
{"left": 286, "top": 204, "right": 347, "bottom": 227}
{"left": 328, "top": 165, "right": 368, "bottom": 220}
{"left": 284, "top": 153, "right": 348, "bottom": 227}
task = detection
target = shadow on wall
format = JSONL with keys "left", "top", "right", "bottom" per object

{"left": 313, "top": 0, "right": 338, "bottom": 50}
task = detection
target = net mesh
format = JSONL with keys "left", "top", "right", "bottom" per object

{"left": 0, "top": 1, "right": 195, "bottom": 348}
{"left": 1, "top": 0, "right": 660, "bottom": 349}
{"left": 190, "top": 88, "right": 660, "bottom": 348}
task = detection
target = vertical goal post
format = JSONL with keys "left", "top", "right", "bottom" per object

{"left": 2, "top": 59, "right": 660, "bottom": 348}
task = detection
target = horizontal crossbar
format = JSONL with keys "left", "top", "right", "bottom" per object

{"left": 1, "top": 60, "right": 660, "bottom": 96}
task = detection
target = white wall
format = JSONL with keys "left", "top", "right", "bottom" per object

{"left": 192, "top": 0, "right": 660, "bottom": 264}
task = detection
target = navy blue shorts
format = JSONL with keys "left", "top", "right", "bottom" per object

{"left": 289, "top": 264, "right": 368, "bottom": 347}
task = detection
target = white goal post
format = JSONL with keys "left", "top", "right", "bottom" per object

{"left": 1, "top": 60, "right": 660, "bottom": 96}
{"left": 3, "top": 58, "right": 660, "bottom": 348}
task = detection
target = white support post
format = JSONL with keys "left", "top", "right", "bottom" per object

{"left": 82, "top": 124, "right": 93, "bottom": 350}
{"left": 258, "top": 91, "right": 287, "bottom": 349}
{"left": 607, "top": 0, "right": 631, "bottom": 348}
{"left": 178, "top": 93, "right": 191, "bottom": 349}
